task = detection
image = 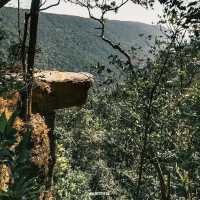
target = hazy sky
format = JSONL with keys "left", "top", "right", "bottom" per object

{"left": 7, "top": 0, "right": 162, "bottom": 24}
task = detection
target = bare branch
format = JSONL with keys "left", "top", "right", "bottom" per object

{"left": 17, "top": 0, "right": 21, "bottom": 42}
{"left": 82, "top": 0, "right": 134, "bottom": 68}
{"left": 151, "top": 158, "right": 169, "bottom": 200}
{"left": 0, "top": 0, "right": 11, "bottom": 8}
{"left": 40, "top": 0, "right": 47, "bottom": 7}
{"left": 21, "top": 12, "right": 30, "bottom": 81}
{"left": 40, "top": 0, "right": 61, "bottom": 11}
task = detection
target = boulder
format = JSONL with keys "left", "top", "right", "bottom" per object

{"left": 32, "top": 70, "right": 93, "bottom": 113}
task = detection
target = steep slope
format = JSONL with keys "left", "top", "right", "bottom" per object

{"left": 0, "top": 7, "right": 161, "bottom": 70}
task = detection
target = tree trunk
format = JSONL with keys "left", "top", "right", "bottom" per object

{"left": 26, "top": 0, "right": 40, "bottom": 118}
{"left": 43, "top": 111, "right": 56, "bottom": 190}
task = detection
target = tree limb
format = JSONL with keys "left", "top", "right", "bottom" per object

{"left": 40, "top": 0, "right": 61, "bottom": 11}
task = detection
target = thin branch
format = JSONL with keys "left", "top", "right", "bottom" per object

{"left": 40, "top": 0, "right": 47, "bottom": 7}
{"left": 67, "top": 0, "right": 137, "bottom": 71}
{"left": 151, "top": 158, "right": 169, "bottom": 200}
{"left": 17, "top": 0, "right": 21, "bottom": 42}
{"left": 21, "top": 12, "right": 30, "bottom": 81}
{"left": 85, "top": 1, "right": 133, "bottom": 68}
{"left": 0, "top": 0, "right": 11, "bottom": 8}
{"left": 40, "top": 0, "right": 61, "bottom": 11}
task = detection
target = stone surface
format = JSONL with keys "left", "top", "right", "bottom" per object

{"left": 0, "top": 164, "right": 10, "bottom": 191}
{"left": 30, "top": 113, "right": 50, "bottom": 170}
{"left": 32, "top": 70, "right": 93, "bottom": 113}
{"left": 0, "top": 70, "right": 93, "bottom": 197}
{"left": 0, "top": 94, "right": 23, "bottom": 191}
{"left": 0, "top": 96, "right": 49, "bottom": 191}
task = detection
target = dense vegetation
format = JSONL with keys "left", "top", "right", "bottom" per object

{"left": 0, "top": 7, "right": 161, "bottom": 70}
{"left": 54, "top": 34, "right": 200, "bottom": 199}
{"left": 0, "top": 0, "right": 200, "bottom": 199}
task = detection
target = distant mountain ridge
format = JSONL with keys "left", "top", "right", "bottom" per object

{"left": 0, "top": 7, "right": 161, "bottom": 71}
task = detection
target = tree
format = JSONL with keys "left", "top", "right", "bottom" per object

{"left": 53, "top": 0, "right": 200, "bottom": 199}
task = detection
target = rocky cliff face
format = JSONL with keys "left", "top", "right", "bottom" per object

{"left": 33, "top": 71, "right": 93, "bottom": 112}
{"left": 0, "top": 70, "right": 93, "bottom": 199}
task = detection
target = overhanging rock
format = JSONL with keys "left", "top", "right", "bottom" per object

{"left": 32, "top": 70, "right": 93, "bottom": 113}
{"left": 0, "top": 70, "right": 94, "bottom": 197}
{"left": 31, "top": 70, "right": 94, "bottom": 199}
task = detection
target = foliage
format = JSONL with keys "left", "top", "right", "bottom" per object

{"left": 0, "top": 111, "right": 40, "bottom": 200}
{"left": 0, "top": 22, "right": 22, "bottom": 95}
{"left": 0, "top": 7, "right": 161, "bottom": 70}
{"left": 54, "top": 39, "right": 200, "bottom": 200}
{"left": 53, "top": 6, "right": 200, "bottom": 199}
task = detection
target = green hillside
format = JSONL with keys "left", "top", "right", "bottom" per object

{"left": 0, "top": 7, "right": 161, "bottom": 71}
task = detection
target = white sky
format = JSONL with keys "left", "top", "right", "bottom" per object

{"left": 7, "top": 0, "right": 162, "bottom": 24}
